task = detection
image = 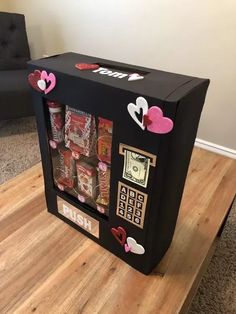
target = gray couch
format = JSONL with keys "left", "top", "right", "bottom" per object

{"left": 0, "top": 12, "right": 34, "bottom": 120}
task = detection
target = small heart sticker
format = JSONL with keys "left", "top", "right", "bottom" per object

{"left": 28, "top": 70, "right": 42, "bottom": 92}
{"left": 37, "top": 79, "right": 46, "bottom": 91}
{"left": 128, "top": 73, "right": 144, "bottom": 82}
{"left": 75, "top": 63, "right": 99, "bottom": 71}
{"left": 126, "top": 237, "right": 145, "bottom": 255}
{"left": 98, "top": 161, "right": 107, "bottom": 172}
{"left": 111, "top": 226, "right": 127, "bottom": 246}
{"left": 124, "top": 244, "right": 131, "bottom": 253}
{"left": 78, "top": 194, "right": 85, "bottom": 203}
{"left": 97, "top": 205, "right": 106, "bottom": 214}
{"left": 41, "top": 70, "right": 56, "bottom": 95}
{"left": 127, "top": 97, "right": 148, "bottom": 130}
{"left": 146, "top": 106, "right": 173, "bottom": 134}
{"left": 57, "top": 183, "right": 65, "bottom": 191}
{"left": 49, "top": 140, "right": 57, "bottom": 149}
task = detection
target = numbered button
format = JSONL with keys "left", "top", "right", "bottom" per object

{"left": 134, "top": 216, "right": 141, "bottom": 225}
{"left": 128, "top": 198, "right": 135, "bottom": 206}
{"left": 119, "top": 201, "right": 126, "bottom": 209}
{"left": 118, "top": 208, "right": 125, "bottom": 216}
{"left": 126, "top": 213, "right": 132, "bottom": 220}
{"left": 127, "top": 205, "right": 133, "bottom": 214}
{"left": 135, "top": 209, "right": 142, "bottom": 217}
{"left": 137, "top": 194, "right": 144, "bottom": 202}
{"left": 120, "top": 193, "right": 127, "bottom": 201}
{"left": 136, "top": 201, "right": 143, "bottom": 209}
{"left": 120, "top": 185, "right": 127, "bottom": 194}
{"left": 129, "top": 189, "right": 136, "bottom": 199}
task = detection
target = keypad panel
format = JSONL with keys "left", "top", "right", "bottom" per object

{"left": 116, "top": 181, "right": 148, "bottom": 229}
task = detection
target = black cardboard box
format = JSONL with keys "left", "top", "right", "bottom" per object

{"left": 28, "top": 53, "right": 209, "bottom": 274}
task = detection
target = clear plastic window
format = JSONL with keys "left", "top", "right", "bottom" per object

{"left": 46, "top": 100, "right": 113, "bottom": 217}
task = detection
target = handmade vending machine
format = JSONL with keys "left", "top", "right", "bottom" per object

{"left": 28, "top": 53, "right": 209, "bottom": 274}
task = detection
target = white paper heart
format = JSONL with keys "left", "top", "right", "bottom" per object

{"left": 127, "top": 97, "right": 148, "bottom": 130}
{"left": 37, "top": 79, "right": 46, "bottom": 91}
{"left": 126, "top": 237, "right": 145, "bottom": 255}
{"left": 128, "top": 73, "right": 144, "bottom": 81}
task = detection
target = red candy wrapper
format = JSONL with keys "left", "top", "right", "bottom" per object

{"left": 76, "top": 160, "right": 97, "bottom": 199}
{"left": 97, "top": 118, "right": 113, "bottom": 164}
{"left": 57, "top": 148, "right": 76, "bottom": 189}
{"left": 65, "top": 106, "right": 96, "bottom": 157}
{"left": 47, "top": 101, "right": 64, "bottom": 143}
{"left": 96, "top": 167, "right": 110, "bottom": 207}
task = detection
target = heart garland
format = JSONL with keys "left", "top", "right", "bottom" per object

{"left": 111, "top": 226, "right": 145, "bottom": 255}
{"left": 28, "top": 70, "right": 56, "bottom": 95}
{"left": 127, "top": 96, "right": 174, "bottom": 134}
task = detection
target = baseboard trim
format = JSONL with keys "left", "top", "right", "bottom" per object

{"left": 195, "top": 138, "right": 236, "bottom": 159}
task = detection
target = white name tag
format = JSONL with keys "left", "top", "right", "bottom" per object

{"left": 57, "top": 197, "right": 99, "bottom": 238}
{"left": 93, "top": 67, "right": 128, "bottom": 79}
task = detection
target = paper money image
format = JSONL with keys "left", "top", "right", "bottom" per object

{"left": 123, "top": 150, "right": 150, "bottom": 187}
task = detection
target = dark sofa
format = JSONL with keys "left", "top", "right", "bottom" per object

{"left": 0, "top": 12, "right": 33, "bottom": 120}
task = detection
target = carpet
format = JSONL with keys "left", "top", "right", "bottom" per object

{"left": 0, "top": 117, "right": 40, "bottom": 184}
{"left": 0, "top": 117, "right": 235, "bottom": 313}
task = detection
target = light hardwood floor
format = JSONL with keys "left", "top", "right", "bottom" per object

{"left": 0, "top": 147, "right": 235, "bottom": 314}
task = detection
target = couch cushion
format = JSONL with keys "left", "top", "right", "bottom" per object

{"left": 0, "top": 69, "right": 33, "bottom": 119}
{"left": 0, "top": 69, "right": 30, "bottom": 92}
{"left": 0, "top": 12, "right": 30, "bottom": 70}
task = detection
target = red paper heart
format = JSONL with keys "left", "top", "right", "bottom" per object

{"left": 28, "top": 70, "right": 42, "bottom": 92}
{"left": 75, "top": 63, "right": 99, "bottom": 71}
{"left": 111, "top": 226, "right": 127, "bottom": 246}
{"left": 143, "top": 114, "right": 152, "bottom": 127}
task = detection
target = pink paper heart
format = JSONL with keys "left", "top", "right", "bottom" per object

{"left": 41, "top": 70, "right": 56, "bottom": 94}
{"left": 146, "top": 106, "right": 173, "bottom": 134}
{"left": 124, "top": 244, "right": 131, "bottom": 253}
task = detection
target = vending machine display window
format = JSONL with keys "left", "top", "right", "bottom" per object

{"left": 46, "top": 100, "right": 113, "bottom": 217}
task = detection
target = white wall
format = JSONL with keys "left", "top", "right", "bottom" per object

{"left": 3, "top": 0, "right": 236, "bottom": 150}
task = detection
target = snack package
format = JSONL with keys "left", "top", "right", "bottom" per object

{"left": 65, "top": 106, "right": 96, "bottom": 157}
{"left": 96, "top": 166, "right": 111, "bottom": 208}
{"left": 76, "top": 160, "right": 97, "bottom": 199}
{"left": 47, "top": 101, "right": 64, "bottom": 143}
{"left": 57, "top": 148, "right": 76, "bottom": 189}
{"left": 97, "top": 118, "right": 113, "bottom": 164}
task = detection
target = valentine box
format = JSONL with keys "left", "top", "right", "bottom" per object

{"left": 28, "top": 53, "right": 209, "bottom": 275}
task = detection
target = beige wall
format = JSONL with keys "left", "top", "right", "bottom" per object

{"left": 0, "top": 2, "right": 9, "bottom": 10}
{"left": 3, "top": 0, "right": 236, "bottom": 150}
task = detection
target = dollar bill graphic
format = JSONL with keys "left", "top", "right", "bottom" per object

{"left": 123, "top": 150, "right": 150, "bottom": 187}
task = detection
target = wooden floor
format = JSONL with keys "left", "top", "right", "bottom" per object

{"left": 0, "top": 147, "right": 235, "bottom": 314}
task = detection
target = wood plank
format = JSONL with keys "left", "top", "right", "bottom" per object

{"left": 0, "top": 148, "right": 235, "bottom": 314}
{"left": 0, "top": 163, "right": 43, "bottom": 220}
